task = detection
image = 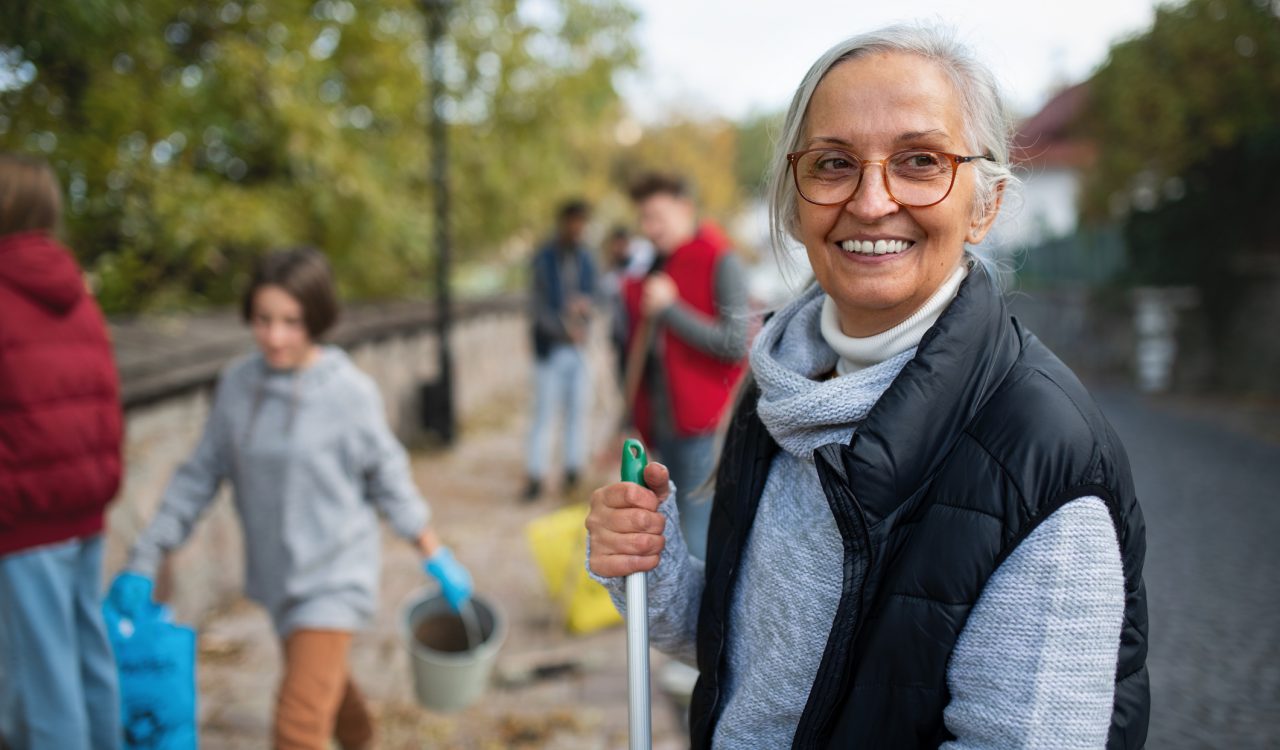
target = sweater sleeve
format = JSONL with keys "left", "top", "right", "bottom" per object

{"left": 126, "top": 379, "right": 233, "bottom": 578}
{"left": 359, "top": 384, "right": 430, "bottom": 541}
{"left": 941, "top": 496, "right": 1125, "bottom": 750}
{"left": 587, "top": 482, "right": 704, "bottom": 665}
{"left": 657, "top": 253, "right": 749, "bottom": 361}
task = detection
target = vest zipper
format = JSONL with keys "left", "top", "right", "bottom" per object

{"left": 792, "top": 446, "right": 875, "bottom": 749}
{"left": 702, "top": 427, "right": 773, "bottom": 748}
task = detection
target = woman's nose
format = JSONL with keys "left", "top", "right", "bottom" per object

{"left": 265, "top": 323, "right": 289, "bottom": 346}
{"left": 844, "top": 165, "right": 899, "bottom": 221}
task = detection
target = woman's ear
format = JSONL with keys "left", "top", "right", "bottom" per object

{"left": 966, "top": 181, "right": 1005, "bottom": 245}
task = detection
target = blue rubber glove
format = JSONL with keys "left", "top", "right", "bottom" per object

{"left": 106, "top": 572, "right": 154, "bottom": 619}
{"left": 423, "top": 547, "right": 473, "bottom": 612}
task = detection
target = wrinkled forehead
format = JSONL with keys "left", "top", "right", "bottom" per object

{"left": 803, "top": 52, "right": 968, "bottom": 152}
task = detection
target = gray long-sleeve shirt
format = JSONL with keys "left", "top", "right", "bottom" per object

{"left": 127, "top": 347, "right": 429, "bottom": 635}
{"left": 645, "top": 252, "right": 750, "bottom": 438}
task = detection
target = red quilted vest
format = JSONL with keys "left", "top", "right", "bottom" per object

{"left": 0, "top": 231, "right": 122, "bottom": 556}
{"left": 624, "top": 223, "right": 745, "bottom": 441}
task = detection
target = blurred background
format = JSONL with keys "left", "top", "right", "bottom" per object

{"left": 2, "top": 0, "right": 1277, "bottom": 748}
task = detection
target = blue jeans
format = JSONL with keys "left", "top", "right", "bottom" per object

{"left": 0, "top": 535, "right": 121, "bottom": 750}
{"left": 657, "top": 433, "right": 717, "bottom": 562}
{"left": 526, "top": 344, "right": 591, "bottom": 480}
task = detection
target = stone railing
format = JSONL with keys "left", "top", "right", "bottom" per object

{"left": 103, "top": 296, "right": 530, "bottom": 623}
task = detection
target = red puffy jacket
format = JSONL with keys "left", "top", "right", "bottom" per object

{"left": 0, "top": 231, "right": 122, "bottom": 556}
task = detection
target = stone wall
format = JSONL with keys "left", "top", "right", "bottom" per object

{"left": 1006, "top": 286, "right": 1135, "bottom": 383}
{"left": 1009, "top": 277, "right": 1280, "bottom": 399}
{"left": 102, "top": 297, "right": 531, "bottom": 624}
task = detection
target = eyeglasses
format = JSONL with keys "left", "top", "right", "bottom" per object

{"left": 786, "top": 149, "right": 995, "bottom": 208}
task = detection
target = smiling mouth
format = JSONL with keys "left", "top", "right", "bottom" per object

{"left": 837, "top": 239, "right": 914, "bottom": 256}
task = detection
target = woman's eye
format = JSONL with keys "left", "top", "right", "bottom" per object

{"left": 815, "top": 154, "right": 856, "bottom": 172}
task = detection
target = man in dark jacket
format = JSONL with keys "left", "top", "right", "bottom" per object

{"left": 0, "top": 153, "right": 124, "bottom": 750}
{"left": 523, "top": 199, "right": 597, "bottom": 501}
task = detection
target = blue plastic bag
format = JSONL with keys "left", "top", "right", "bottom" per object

{"left": 103, "top": 601, "right": 198, "bottom": 749}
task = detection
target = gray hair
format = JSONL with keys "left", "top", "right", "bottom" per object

{"left": 767, "top": 23, "right": 1016, "bottom": 257}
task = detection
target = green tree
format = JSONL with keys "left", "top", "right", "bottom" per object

{"left": 0, "top": 0, "right": 638, "bottom": 312}
{"left": 1080, "top": 0, "right": 1280, "bottom": 392}
{"left": 1081, "top": 0, "right": 1280, "bottom": 222}
{"left": 733, "top": 108, "right": 783, "bottom": 198}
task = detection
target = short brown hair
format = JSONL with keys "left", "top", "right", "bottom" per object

{"left": 0, "top": 153, "right": 63, "bottom": 237}
{"left": 241, "top": 247, "right": 340, "bottom": 339}
{"left": 628, "top": 172, "right": 690, "bottom": 203}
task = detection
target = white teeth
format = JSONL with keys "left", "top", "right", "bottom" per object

{"left": 838, "top": 239, "right": 911, "bottom": 255}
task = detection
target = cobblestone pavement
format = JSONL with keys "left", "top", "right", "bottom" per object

{"left": 193, "top": 385, "right": 688, "bottom": 749}
{"left": 1096, "top": 389, "right": 1280, "bottom": 749}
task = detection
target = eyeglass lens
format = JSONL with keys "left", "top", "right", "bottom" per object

{"left": 793, "top": 150, "right": 956, "bottom": 207}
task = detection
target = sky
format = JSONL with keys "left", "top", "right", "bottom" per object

{"left": 617, "top": 0, "right": 1162, "bottom": 122}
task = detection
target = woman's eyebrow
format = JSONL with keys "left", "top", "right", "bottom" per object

{"left": 896, "top": 129, "right": 949, "bottom": 143}
{"left": 806, "top": 136, "right": 855, "bottom": 148}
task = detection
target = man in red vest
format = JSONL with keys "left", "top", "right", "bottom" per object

{"left": 623, "top": 173, "right": 748, "bottom": 561}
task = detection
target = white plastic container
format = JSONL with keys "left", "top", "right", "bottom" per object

{"left": 402, "top": 588, "right": 506, "bottom": 712}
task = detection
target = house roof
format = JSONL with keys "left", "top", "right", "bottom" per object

{"left": 1011, "top": 82, "right": 1096, "bottom": 169}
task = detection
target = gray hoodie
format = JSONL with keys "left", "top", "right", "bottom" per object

{"left": 127, "top": 347, "right": 429, "bottom": 635}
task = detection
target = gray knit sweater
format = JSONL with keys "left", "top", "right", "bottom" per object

{"left": 127, "top": 347, "right": 430, "bottom": 636}
{"left": 592, "top": 282, "right": 1125, "bottom": 748}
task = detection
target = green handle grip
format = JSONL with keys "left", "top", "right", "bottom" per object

{"left": 621, "top": 439, "right": 648, "bottom": 485}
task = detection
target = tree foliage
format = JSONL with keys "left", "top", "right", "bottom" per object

{"left": 1080, "top": 0, "right": 1280, "bottom": 392}
{"left": 1081, "top": 0, "right": 1280, "bottom": 222}
{"left": 732, "top": 109, "right": 783, "bottom": 198}
{"left": 0, "top": 0, "right": 638, "bottom": 312}
{"left": 616, "top": 118, "right": 739, "bottom": 215}
{"left": 599, "top": 110, "right": 782, "bottom": 260}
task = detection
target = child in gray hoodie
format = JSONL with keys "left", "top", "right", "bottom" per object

{"left": 106, "top": 247, "right": 471, "bottom": 749}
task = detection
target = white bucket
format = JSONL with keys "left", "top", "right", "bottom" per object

{"left": 402, "top": 588, "right": 506, "bottom": 712}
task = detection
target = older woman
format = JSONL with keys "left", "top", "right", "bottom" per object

{"left": 587, "top": 24, "right": 1149, "bottom": 749}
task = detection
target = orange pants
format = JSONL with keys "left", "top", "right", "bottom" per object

{"left": 273, "top": 629, "right": 374, "bottom": 750}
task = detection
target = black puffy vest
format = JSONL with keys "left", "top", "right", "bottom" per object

{"left": 689, "top": 264, "right": 1149, "bottom": 748}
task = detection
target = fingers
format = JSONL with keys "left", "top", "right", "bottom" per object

{"left": 594, "top": 477, "right": 664, "bottom": 513}
{"left": 590, "top": 527, "right": 665, "bottom": 558}
{"left": 643, "top": 462, "right": 671, "bottom": 499}
{"left": 586, "top": 504, "right": 665, "bottom": 536}
{"left": 588, "top": 552, "right": 662, "bottom": 578}
{"left": 587, "top": 526, "right": 665, "bottom": 577}
{"left": 586, "top": 476, "right": 669, "bottom": 578}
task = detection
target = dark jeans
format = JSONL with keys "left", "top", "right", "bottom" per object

{"left": 656, "top": 433, "right": 717, "bottom": 562}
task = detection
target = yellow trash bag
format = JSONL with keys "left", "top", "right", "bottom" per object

{"left": 525, "top": 502, "right": 623, "bottom": 634}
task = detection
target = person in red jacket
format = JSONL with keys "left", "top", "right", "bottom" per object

{"left": 622, "top": 173, "right": 749, "bottom": 562}
{"left": 0, "top": 153, "right": 124, "bottom": 750}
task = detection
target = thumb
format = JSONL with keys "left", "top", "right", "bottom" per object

{"left": 643, "top": 462, "right": 671, "bottom": 503}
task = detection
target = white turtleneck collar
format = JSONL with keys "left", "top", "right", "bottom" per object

{"left": 821, "top": 263, "right": 969, "bottom": 375}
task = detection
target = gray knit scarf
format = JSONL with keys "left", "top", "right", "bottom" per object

{"left": 750, "top": 284, "right": 916, "bottom": 459}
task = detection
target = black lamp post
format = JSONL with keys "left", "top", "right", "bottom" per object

{"left": 419, "top": 0, "right": 456, "bottom": 445}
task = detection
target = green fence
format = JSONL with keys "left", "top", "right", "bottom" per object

{"left": 1010, "top": 226, "right": 1127, "bottom": 288}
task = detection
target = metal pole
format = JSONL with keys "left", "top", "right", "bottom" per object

{"left": 424, "top": 0, "right": 455, "bottom": 444}
{"left": 626, "top": 572, "right": 651, "bottom": 750}
{"left": 620, "top": 440, "right": 652, "bottom": 750}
